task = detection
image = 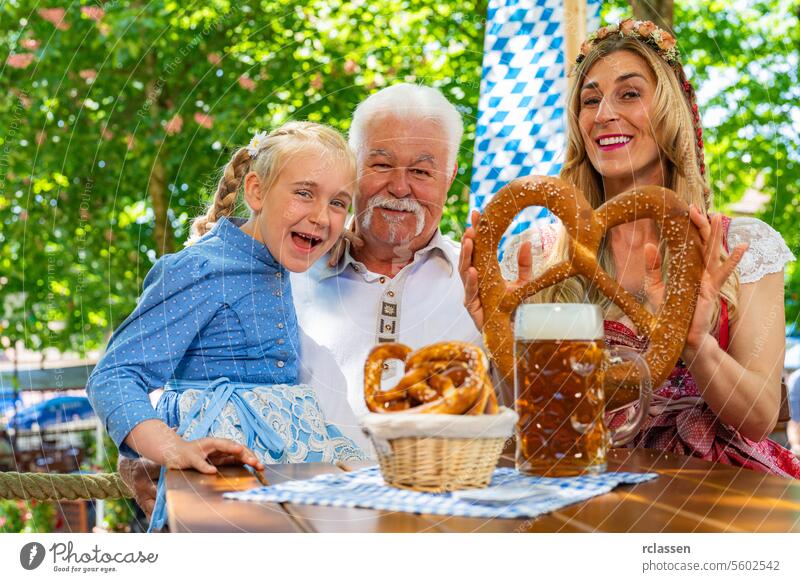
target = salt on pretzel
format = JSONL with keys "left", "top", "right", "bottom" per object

{"left": 472, "top": 176, "right": 703, "bottom": 410}
{"left": 363, "top": 341, "right": 498, "bottom": 414}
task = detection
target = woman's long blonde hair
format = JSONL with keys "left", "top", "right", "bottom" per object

{"left": 191, "top": 121, "right": 355, "bottom": 239}
{"left": 530, "top": 36, "right": 738, "bottom": 326}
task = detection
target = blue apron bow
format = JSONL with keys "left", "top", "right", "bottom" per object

{"left": 148, "top": 377, "right": 285, "bottom": 531}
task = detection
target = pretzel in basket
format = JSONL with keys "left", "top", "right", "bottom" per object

{"left": 471, "top": 175, "right": 703, "bottom": 410}
{"left": 364, "top": 341, "right": 499, "bottom": 415}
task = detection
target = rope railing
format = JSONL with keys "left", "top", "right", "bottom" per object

{"left": 0, "top": 471, "right": 132, "bottom": 501}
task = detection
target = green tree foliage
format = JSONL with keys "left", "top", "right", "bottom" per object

{"left": 0, "top": 1, "right": 486, "bottom": 354}
{"left": 1, "top": 1, "right": 797, "bottom": 356}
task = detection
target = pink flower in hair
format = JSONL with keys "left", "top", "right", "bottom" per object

{"left": 6, "top": 53, "right": 35, "bottom": 69}
{"left": 595, "top": 26, "right": 611, "bottom": 40}
{"left": 619, "top": 19, "right": 636, "bottom": 35}
{"left": 659, "top": 32, "right": 677, "bottom": 51}
{"left": 20, "top": 39, "right": 40, "bottom": 50}
{"left": 637, "top": 21, "right": 656, "bottom": 37}
{"left": 164, "top": 115, "right": 183, "bottom": 135}
{"left": 38, "top": 8, "right": 70, "bottom": 30}
{"left": 238, "top": 75, "right": 256, "bottom": 91}
{"left": 194, "top": 112, "right": 214, "bottom": 129}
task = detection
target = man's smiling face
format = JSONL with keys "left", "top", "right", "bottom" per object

{"left": 355, "top": 115, "right": 453, "bottom": 253}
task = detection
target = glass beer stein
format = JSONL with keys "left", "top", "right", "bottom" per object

{"left": 514, "top": 304, "right": 652, "bottom": 477}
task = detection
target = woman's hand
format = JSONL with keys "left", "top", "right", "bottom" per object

{"left": 459, "top": 209, "right": 533, "bottom": 330}
{"left": 643, "top": 206, "right": 747, "bottom": 360}
{"left": 683, "top": 207, "right": 748, "bottom": 358}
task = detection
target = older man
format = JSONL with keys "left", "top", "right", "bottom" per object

{"left": 119, "top": 83, "right": 481, "bottom": 513}
{"left": 292, "top": 83, "right": 481, "bottom": 426}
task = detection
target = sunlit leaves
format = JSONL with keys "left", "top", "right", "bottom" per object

{"left": 0, "top": 0, "right": 486, "bottom": 353}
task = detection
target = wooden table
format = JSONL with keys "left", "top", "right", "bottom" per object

{"left": 165, "top": 448, "right": 800, "bottom": 533}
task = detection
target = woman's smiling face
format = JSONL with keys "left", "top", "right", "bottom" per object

{"left": 578, "top": 50, "right": 664, "bottom": 191}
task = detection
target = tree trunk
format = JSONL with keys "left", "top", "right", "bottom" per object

{"left": 148, "top": 155, "right": 174, "bottom": 256}
{"left": 143, "top": 51, "right": 175, "bottom": 257}
{"left": 629, "top": 0, "right": 674, "bottom": 31}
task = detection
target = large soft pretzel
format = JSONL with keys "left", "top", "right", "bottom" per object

{"left": 364, "top": 341, "right": 498, "bottom": 415}
{"left": 472, "top": 176, "right": 703, "bottom": 409}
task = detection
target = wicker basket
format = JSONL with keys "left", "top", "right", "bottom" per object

{"left": 362, "top": 408, "right": 517, "bottom": 493}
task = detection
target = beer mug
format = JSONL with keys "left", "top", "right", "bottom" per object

{"left": 514, "top": 303, "right": 652, "bottom": 477}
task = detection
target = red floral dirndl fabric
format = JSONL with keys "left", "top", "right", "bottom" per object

{"left": 605, "top": 215, "right": 800, "bottom": 479}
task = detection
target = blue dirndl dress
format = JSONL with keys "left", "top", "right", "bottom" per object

{"left": 148, "top": 377, "right": 366, "bottom": 531}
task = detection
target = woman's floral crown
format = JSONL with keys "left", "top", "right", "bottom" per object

{"left": 577, "top": 19, "right": 680, "bottom": 66}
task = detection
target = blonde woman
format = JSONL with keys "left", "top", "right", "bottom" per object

{"left": 460, "top": 20, "right": 800, "bottom": 478}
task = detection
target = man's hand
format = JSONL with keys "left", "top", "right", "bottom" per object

{"left": 117, "top": 457, "right": 161, "bottom": 518}
{"left": 459, "top": 209, "right": 533, "bottom": 330}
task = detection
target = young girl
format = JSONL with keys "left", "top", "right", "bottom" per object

{"left": 86, "top": 122, "right": 365, "bottom": 530}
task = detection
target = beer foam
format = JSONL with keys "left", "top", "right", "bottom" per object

{"left": 514, "top": 304, "right": 603, "bottom": 340}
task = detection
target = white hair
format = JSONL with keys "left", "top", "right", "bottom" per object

{"left": 348, "top": 83, "right": 464, "bottom": 171}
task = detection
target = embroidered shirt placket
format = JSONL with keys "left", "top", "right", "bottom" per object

{"left": 377, "top": 280, "right": 400, "bottom": 345}
{"left": 368, "top": 268, "right": 407, "bottom": 384}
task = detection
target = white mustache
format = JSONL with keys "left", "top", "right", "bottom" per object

{"left": 360, "top": 194, "right": 426, "bottom": 239}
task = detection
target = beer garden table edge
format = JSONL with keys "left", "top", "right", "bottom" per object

{"left": 165, "top": 448, "right": 800, "bottom": 533}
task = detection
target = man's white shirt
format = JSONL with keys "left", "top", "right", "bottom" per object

{"left": 293, "top": 230, "right": 482, "bottom": 448}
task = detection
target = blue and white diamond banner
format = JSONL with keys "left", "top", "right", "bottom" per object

{"left": 470, "top": 0, "right": 602, "bottom": 251}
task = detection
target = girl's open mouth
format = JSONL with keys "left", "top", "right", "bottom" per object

{"left": 291, "top": 231, "right": 324, "bottom": 252}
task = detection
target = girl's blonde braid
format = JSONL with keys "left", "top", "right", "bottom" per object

{"left": 191, "top": 147, "right": 252, "bottom": 238}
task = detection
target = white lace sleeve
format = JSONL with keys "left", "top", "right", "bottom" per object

{"left": 500, "top": 223, "right": 561, "bottom": 280}
{"left": 728, "top": 217, "right": 795, "bottom": 284}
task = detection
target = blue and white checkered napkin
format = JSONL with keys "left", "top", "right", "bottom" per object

{"left": 224, "top": 466, "right": 657, "bottom": 519}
